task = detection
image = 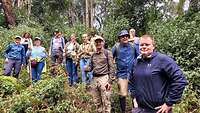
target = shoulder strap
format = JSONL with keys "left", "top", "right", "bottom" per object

{"left": 91, "top": 53, "right": 94, "bottom": 70}
{"left": 114, "top": 43, "right": 120, "bottom": 57}
{"left": 61, "top": 37, "right": 65, "bottom": 49}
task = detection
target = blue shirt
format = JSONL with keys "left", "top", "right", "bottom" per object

{"left": 112, "top": 42, "right": 138, "bottom": 78}
{"left": 4, "top": 43, "right": 26, "bottom": 64}
{"left": 26, "top": 46, "right": 47, "bottom": 62}
{"left": 129, "top": 51, "right": 187, "bottom": 110}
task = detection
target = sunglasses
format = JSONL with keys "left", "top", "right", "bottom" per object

{"left": 119, "top": 35, "right": 129, "bottom": 38}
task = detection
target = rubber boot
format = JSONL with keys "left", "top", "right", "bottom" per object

{"left": 119, "top": 96, "right": 126, "bottom": 113}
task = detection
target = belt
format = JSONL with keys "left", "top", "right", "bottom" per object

{"left": 93, "top": 73, "right": 107, "bottom": 77}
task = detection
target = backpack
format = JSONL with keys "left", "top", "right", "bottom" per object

{"left": 113, "top": 42, "right": 135, "bottom": 58}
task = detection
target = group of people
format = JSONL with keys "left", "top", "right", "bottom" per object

{"left": 2, "top": 28, "right": 187, "bottom": 113}
{"left": 3, "top": 32, "right": 47, "bottom": 83}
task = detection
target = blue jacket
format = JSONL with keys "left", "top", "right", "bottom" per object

{"left": 4, "top": 43, "right": 26, "bottom": 64}
{"left": 112, "top": 42, "right": 139, "bottom": 78}
{"left": 129, "top": 51, "right": 187, "bottom": 110}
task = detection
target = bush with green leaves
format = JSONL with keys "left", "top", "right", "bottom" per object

{"left": 0, "top": 76, "right": 23, "bottom": 98}
{"left": 148, "top": 12, "right": 200, "bottom": 71}
{"left": 63, "top": 22, "right": 92, "bottom": 43}
{"left": 102, "top": 16, "right": 130, "bottom": 47}
{"left": 0, "top": 75, "right": 95, "bottom": 113}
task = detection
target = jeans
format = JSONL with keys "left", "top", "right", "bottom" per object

{"left": 79, "top": 58, "right": 93, "bottom": 84}
{"left": 66, "top": 58, "right": 77, "bottom": 85}
{"left": 3, "top": 59, "right": 22, "bottom": 78}
{"left": 31, "top": 61, "right": 45, "bottom": 83}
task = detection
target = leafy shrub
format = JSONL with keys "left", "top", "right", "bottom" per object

{"left": 0, "top": 76, "right": 95, "bottom": 113}
{"left": 102, "top": 16, "right": 130, "bottom": 47}
{"left": 0, "top": 76, "right": 23, "bottom": 98}
{"left": 148, "top": 12, "right": 200, "bottom": 71}
{"left": 63, "top": 22, "right": 92, "bottom": 43}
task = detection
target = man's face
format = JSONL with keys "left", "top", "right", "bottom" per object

{"left": 139, "top": 37, "right": 155, "bottom": 58}
{"left": 34, "top": 40, "right": 41, "bottom": 46}
{"left": 82, "top": 35, "right": 88, "bottom": 43}
{"left": 95, "top": 39, "right": 104, "bottom": 50}
{"left": 119, "top": 35, "right": 129, "bottom": 44}
{"left": 15, "top": 38, "right": 21, "bottom": 44}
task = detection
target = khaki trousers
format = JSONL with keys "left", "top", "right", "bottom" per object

{"left": 90, "top": 75, "right": 111, "bottom": 113}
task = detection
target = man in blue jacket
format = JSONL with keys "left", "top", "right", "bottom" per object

{"left": 3, "top": 36, "right": 26, "bottom": 78}
{"left": 129, "top": 34, "right": 187, "bottom": 113}
{"left": 112, "top": 30, "right": 139, "bottom": 113}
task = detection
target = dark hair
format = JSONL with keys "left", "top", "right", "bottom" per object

{"left": 22, "top": 32, "right": 31, "bottom": 38}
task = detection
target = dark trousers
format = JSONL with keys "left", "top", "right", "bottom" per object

{"left": 132, "top": 107, "right": 172, "bottom": 113}
{"left": 3, "top": 59, "right": 22, "bottom": 78}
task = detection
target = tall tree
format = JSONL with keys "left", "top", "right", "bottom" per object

{"left": 85, "top": 0, "right": 89, "bottom": 27}
{"left": 1, "top": 0, "right": 16, "bottom": 27}
{"left": 85, "top": 0, "right": 95, "bottom": 28}
{"left": 177, "top": 0, "right": 186, "bottom": 15}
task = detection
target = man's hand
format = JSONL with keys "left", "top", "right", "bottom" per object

{"left": 5, "top": 58, "right": 9, "bottom": 63}
{"left": 21, "top": 64, "right": 24, "bottom": 69}
{"left": 63, "top": 53, "right": 66, "bottom": 57}
{"left": 28, "top": 45, "right": 32, "bottom": 49}
{"left": 155, "top": 103, "right": 172, "bottom": 113}
{"left": 105, "top": 83, "right": 111, "bottom": 91}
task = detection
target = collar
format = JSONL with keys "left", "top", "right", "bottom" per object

{"left": 95, "top": 48, "right": 104, "bottom": 54}
{"left": 137, "top": 51, "right": 158, "bottom": 60}
{"left": 120, "top": 42, "right": 129, "bottom": 47}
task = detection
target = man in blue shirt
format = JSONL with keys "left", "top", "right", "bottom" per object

{"left": 112, "top": 30, "right": 139, "bottom": 113}
{"left": 129, "top": 35, "right": 187, "bottom": 113}
{"left": 3, "top": 36, "right": 26, "bottom": 78}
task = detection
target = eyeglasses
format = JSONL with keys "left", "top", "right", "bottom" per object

{"left": 120, "top": 35, "right": 129, "bottom": 38}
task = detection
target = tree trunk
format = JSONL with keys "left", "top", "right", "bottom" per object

{"left": 85, "top": 0, "right": 89, "bottom": 27}
{"left": 27, "top": 0, "right": 32, "bottom": 20}
{"left": 177, "top": 0, "right": 185, "bottom": 15}
{"left": 89, "top": 0, "right": 94, "bottom": 28}
{"left": 1, "top": 0, "right": 16, "bottom": 27}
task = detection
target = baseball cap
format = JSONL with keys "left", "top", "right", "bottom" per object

{"left": 14, "top": 35, "right": 22, "bottom": 39}
{"left": 34, "top": 37, "right": 41, "bottom": 41}
{"left": 117, "top": 30, "right": 130, "bottom": 38}
{"left": 94, "top": 35, "right": 104, "bottom": 42}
